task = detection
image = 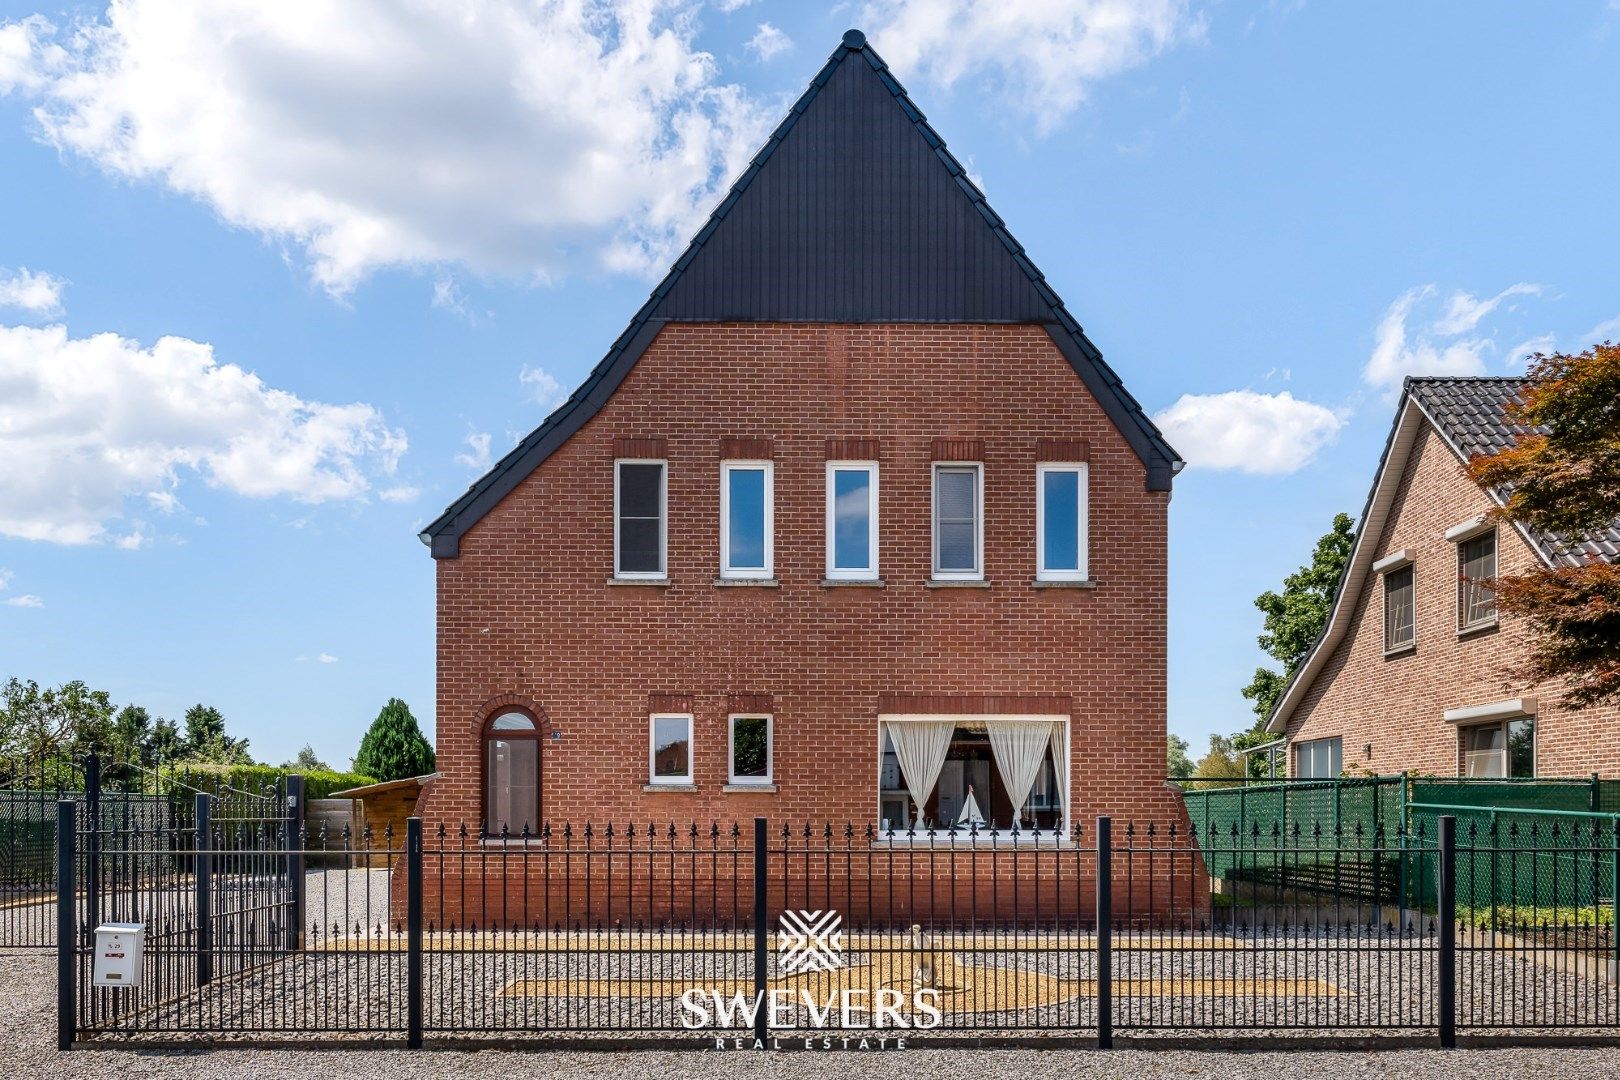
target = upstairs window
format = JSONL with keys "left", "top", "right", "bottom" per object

{"left": 720, "top": 461, "right": 773, "bottom": 579}
{"left": 1383, "top": 564, "right": 1415, "bottom": 651}
{"left": 649, "top": 714, "right": 693, "bottom": 785}
{"left": 932, "top": 463, "right": 983, "bottom": 580}
{"left": 1457, "top": 529, "right": 1497, "bottom": 630}
{"left": 826, "top": 462, "right": 879, "bottom": 580}
{"left": 615, "top": 460, "right": 666, "bottom": 578}
{"left": 1036, "top": 463, "right": 1088, "bottom": 581}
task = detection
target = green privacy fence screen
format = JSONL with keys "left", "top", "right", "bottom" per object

{"left": 1177, "top": 776, "right": 1620, "bottom": 913}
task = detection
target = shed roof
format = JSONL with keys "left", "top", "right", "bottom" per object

{"left": 420, "top": 29, "right": 1181, "bottom": 558}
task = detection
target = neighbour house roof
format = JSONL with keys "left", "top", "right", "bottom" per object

{"left": 1265, "top": 375, "right": 1620, "bottom": 735}
{"left": 420, "top": 29, "right": 1182, "bottom": 558}
{"left": 330, "top": 773, "right": 438, "bottom": 800}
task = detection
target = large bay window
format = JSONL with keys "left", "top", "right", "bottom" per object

{"left": 485, "top": 711, "right": 540, "bottom": 837}
{"left": 878, "top": 715, "right": 1068, "bottom": 837}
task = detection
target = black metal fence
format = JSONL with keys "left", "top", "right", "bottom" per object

{"left": 43, "top": 809, "right": 1620, "bottom": 1049}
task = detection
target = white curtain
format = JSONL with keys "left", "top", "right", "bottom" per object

{"left": 1048, "top": 721, "right": 1069, "bottom": 828}
{"left": 884, "top": 719, "right": 955, "bottom": 825}
{"left": 986, "top": 719, "right": 1058, "bottom": 826}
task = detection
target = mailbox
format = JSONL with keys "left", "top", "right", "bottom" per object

{"left": 92, "top": 922, "right": 144, "bottom": 987}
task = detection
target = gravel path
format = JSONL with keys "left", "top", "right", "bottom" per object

{"left": 5, "top": 950, "right": 1620, "bottom": 1078}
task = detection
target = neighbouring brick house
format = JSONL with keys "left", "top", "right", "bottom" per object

{"left": 411, "top": 32, "right": 1191, "bottom": 922}
{"left": 1268, "top": 376, "right": 1620, "bottom": 779}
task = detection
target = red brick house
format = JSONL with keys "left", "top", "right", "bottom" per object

{"left": 415, "top": 30, "right": 1189, "bottom": 877}
{"left": 1267, "top": 376, "right": 1620, "bottom": 778}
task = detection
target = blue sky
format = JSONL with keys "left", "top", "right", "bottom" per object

{"left": 1, "top": 2, "right": 1617, "bottom": 768}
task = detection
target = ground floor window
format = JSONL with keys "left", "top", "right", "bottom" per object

{"left": 879, "top": 716, "right": 1068, "bottom": 834}
{"left": 1294, "top": 736, "right": 1342, "bottom": 779}
{"left": 649, "top": 714, "right": 693, "bottom": 785}
{"left": 1461, "top": 717, "right": 1534, "bottom": 777}
{"left": 728, "top": 714, "right": 772, "bottom": 785}
{"left": 485, "top": 711, "right": 539, "bottom": 836}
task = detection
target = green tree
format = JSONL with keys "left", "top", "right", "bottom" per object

{"left": 285, "top": 744, "right": 329, "bottom": 771}
{"left": 112, "top": 705, "right": 153, "bottom": 765}
{"left": 1467, "top": 343, "right": 1620, "bottom": 706}
{"left": 147, "top": 718, "right": 183, "bottom": 764}
{"left": 352, "top": 698, "right": 435, "bottom": 782}
{"left": 1167, "top": 733, "right": 1194, "bottom": 780}
{"left": 182, "top": 703, "right": 254, "bottom": 765}
{"left": 0, "top": 678, "right": 115, "bottom": 767}
{"left": 1191, "top": 734, "right": 1246, "bottom": 785}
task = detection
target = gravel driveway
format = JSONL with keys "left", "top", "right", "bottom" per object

{"left": 5, "top": 949, "right": 1620, "bottom": 1079}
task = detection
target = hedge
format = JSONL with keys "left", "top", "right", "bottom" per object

{"left": 162, "top": 763, "right": 376, "bottom": 801}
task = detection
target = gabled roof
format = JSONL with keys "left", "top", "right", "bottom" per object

{"left": 1266, "top": 375, "right": 1618, "bottom": 735}
{"left": 420, "top": 29, "right": 1182, "bottom": 558}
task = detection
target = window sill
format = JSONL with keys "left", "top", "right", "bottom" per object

{"left": 723, "top": 782, "right": 778, "bottom": 793}
{"left": 1031, "top": 578, "right": 1098, "bottom": 589}
{"left": 821, "top": 577, "right": 885, "bottom": 588}
{"left": 926, "top": 578, "right": 990, "bottom": 588}
{"left": 1384, "top": 642, "right": 1416, "bottom": 658}
{"left": 1458, "top": 619, "right": 1499, "bottom": 639}
{"left": 643, "top": 782, "right": 697, "bottom": 793}
{"left": 713, "top": 577, "right": 779, "bottom": 587}
{"left": 608, "top": 576, "right": 670, "bottom": 587}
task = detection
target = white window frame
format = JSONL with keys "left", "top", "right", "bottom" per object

{"left": 727, "top": 713, "right": 774, "bottom": 786}
{"left": 719, "top": 460, "right": 774, "bottom": 580}
{"left": 825, "top": 461, "right": 880, "bottom": 581}
{"left": 931, "top": 462, "right": 984, "bottom": 581}
{"left": 1293, "top": 736, "right": 1342, "bottom": 779}
{"left": 1035, "top": 462, "right": 1089, "bottom": 581}
{"left": 647, "top": 713, "right": 694, "bottom": 786}
{"left": 613, "top": 459, "right": 668, "bottom": 580}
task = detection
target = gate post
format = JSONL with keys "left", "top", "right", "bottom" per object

{"left": 285, "top": 774, "right": 305, "bottom": 952}
{"left": 195, "top": 792, "right": 212, "bottom": 987}
{"left": 56, "top": 800, "right": 76, "bottom": 1051}
{"left": 83, "top": 753, "right": 100, "bottom": 930}
{"left": 753, "top": 817, "right": 768, "bottom": 1046}
{"left": 1437, "top": 814, "right": 1456, "bottom": 1049}
{"left": 1096, "top": 815, "right": 1112, "bottom": 1049}
{"left": 406, "top": 816, "right": 423, "bottom": 1049}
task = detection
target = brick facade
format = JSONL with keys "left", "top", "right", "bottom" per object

{"left": 420, "top": 322, "right": 1190, "bottom": 922}
{"left": 1283, "top": 421, "right": 1620, "bottom": 776}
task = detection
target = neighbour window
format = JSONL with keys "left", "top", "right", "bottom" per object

{"left": 1457, "top": 530, "right": 1497, "bottom": 630}
{"left": 615, "top": 460, "right": 666, "bottom": 578}
{"left": 1294, "top": 736, "right": 1342, "bottom": 779}
{"left": 648, "top": 714, "right": 693, "bottom": 785}
{"left": 720, "top": 461, "right": 773, "bottom": 579}
{"left": 485, "top": 712, "right": 539, "bottom": 837}
{"left": 1383, "top": 564, "right": 1415, "bottom": 651}
{"left": 826, "top": 462, "right": 879, "bottom": 580}
{"left": 1461, "top": 717, "right": 1534, "bottom": 778}
{"left": 728, "top": 714, "right": 773, "bottom": 785}
{"left": 1036, "top": 463, "right": 1088, "bottom": 581}
{"left": 932, "top": 463, "right": 983, "bottom": 579}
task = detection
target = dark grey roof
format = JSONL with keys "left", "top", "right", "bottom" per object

{"left": 1406, "top": 376, "right": 1619, "bottom": 566}
{"left": 419, "top": 29, "right": 1182, "bottom": 558}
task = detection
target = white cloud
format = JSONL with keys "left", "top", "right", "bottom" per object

{"left": 1153, "top": 390, "right": 1343, "bottom": 475}
{"left": 862, "top": 0, "right": 1203, "bottom": 132}
{"left": 0, "top": 568, "right": 10, "bottom": 589}
{"left": 1431, "top": 283, "right": 1542, "bottom": 336}
{"left": 455, "top": 431, "right": 493, "bottom": 473}
{"left": 4, "top": 594, "right": 44, "bottom": 608}
{"left": 0, "top": 267, "right": 65, "bottom": 316}
{"left": 716, "top": 0, "right": 756, "bottom": 12}
{"left": 1584, "top": 314, "right": 1620, "bottom": 343}
{"left": 1363, "top": 286, "right": 1490, "bottom": 394}
{"left": 378, "top": 484, "right": 420, "bottom": 503}
{"left": 430, "top": 277, "right": 483, "bottom": 324}
{"left": 519, "top": 365, "right": 566, "bottom": 410}
{"left": 1503, "top": 333, "right": 1558, "bottom": 368}
{"left": 747, "top": 23, "right": 792, "bottom": 62}
{"left": 4, "top": 2, "right": 770, "bottom": 293}
{"left": 317, "top": 652, "right": 338, "bottom": 664}
{"left": 0, "top": 321, "right": 407, "bottom": 544}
